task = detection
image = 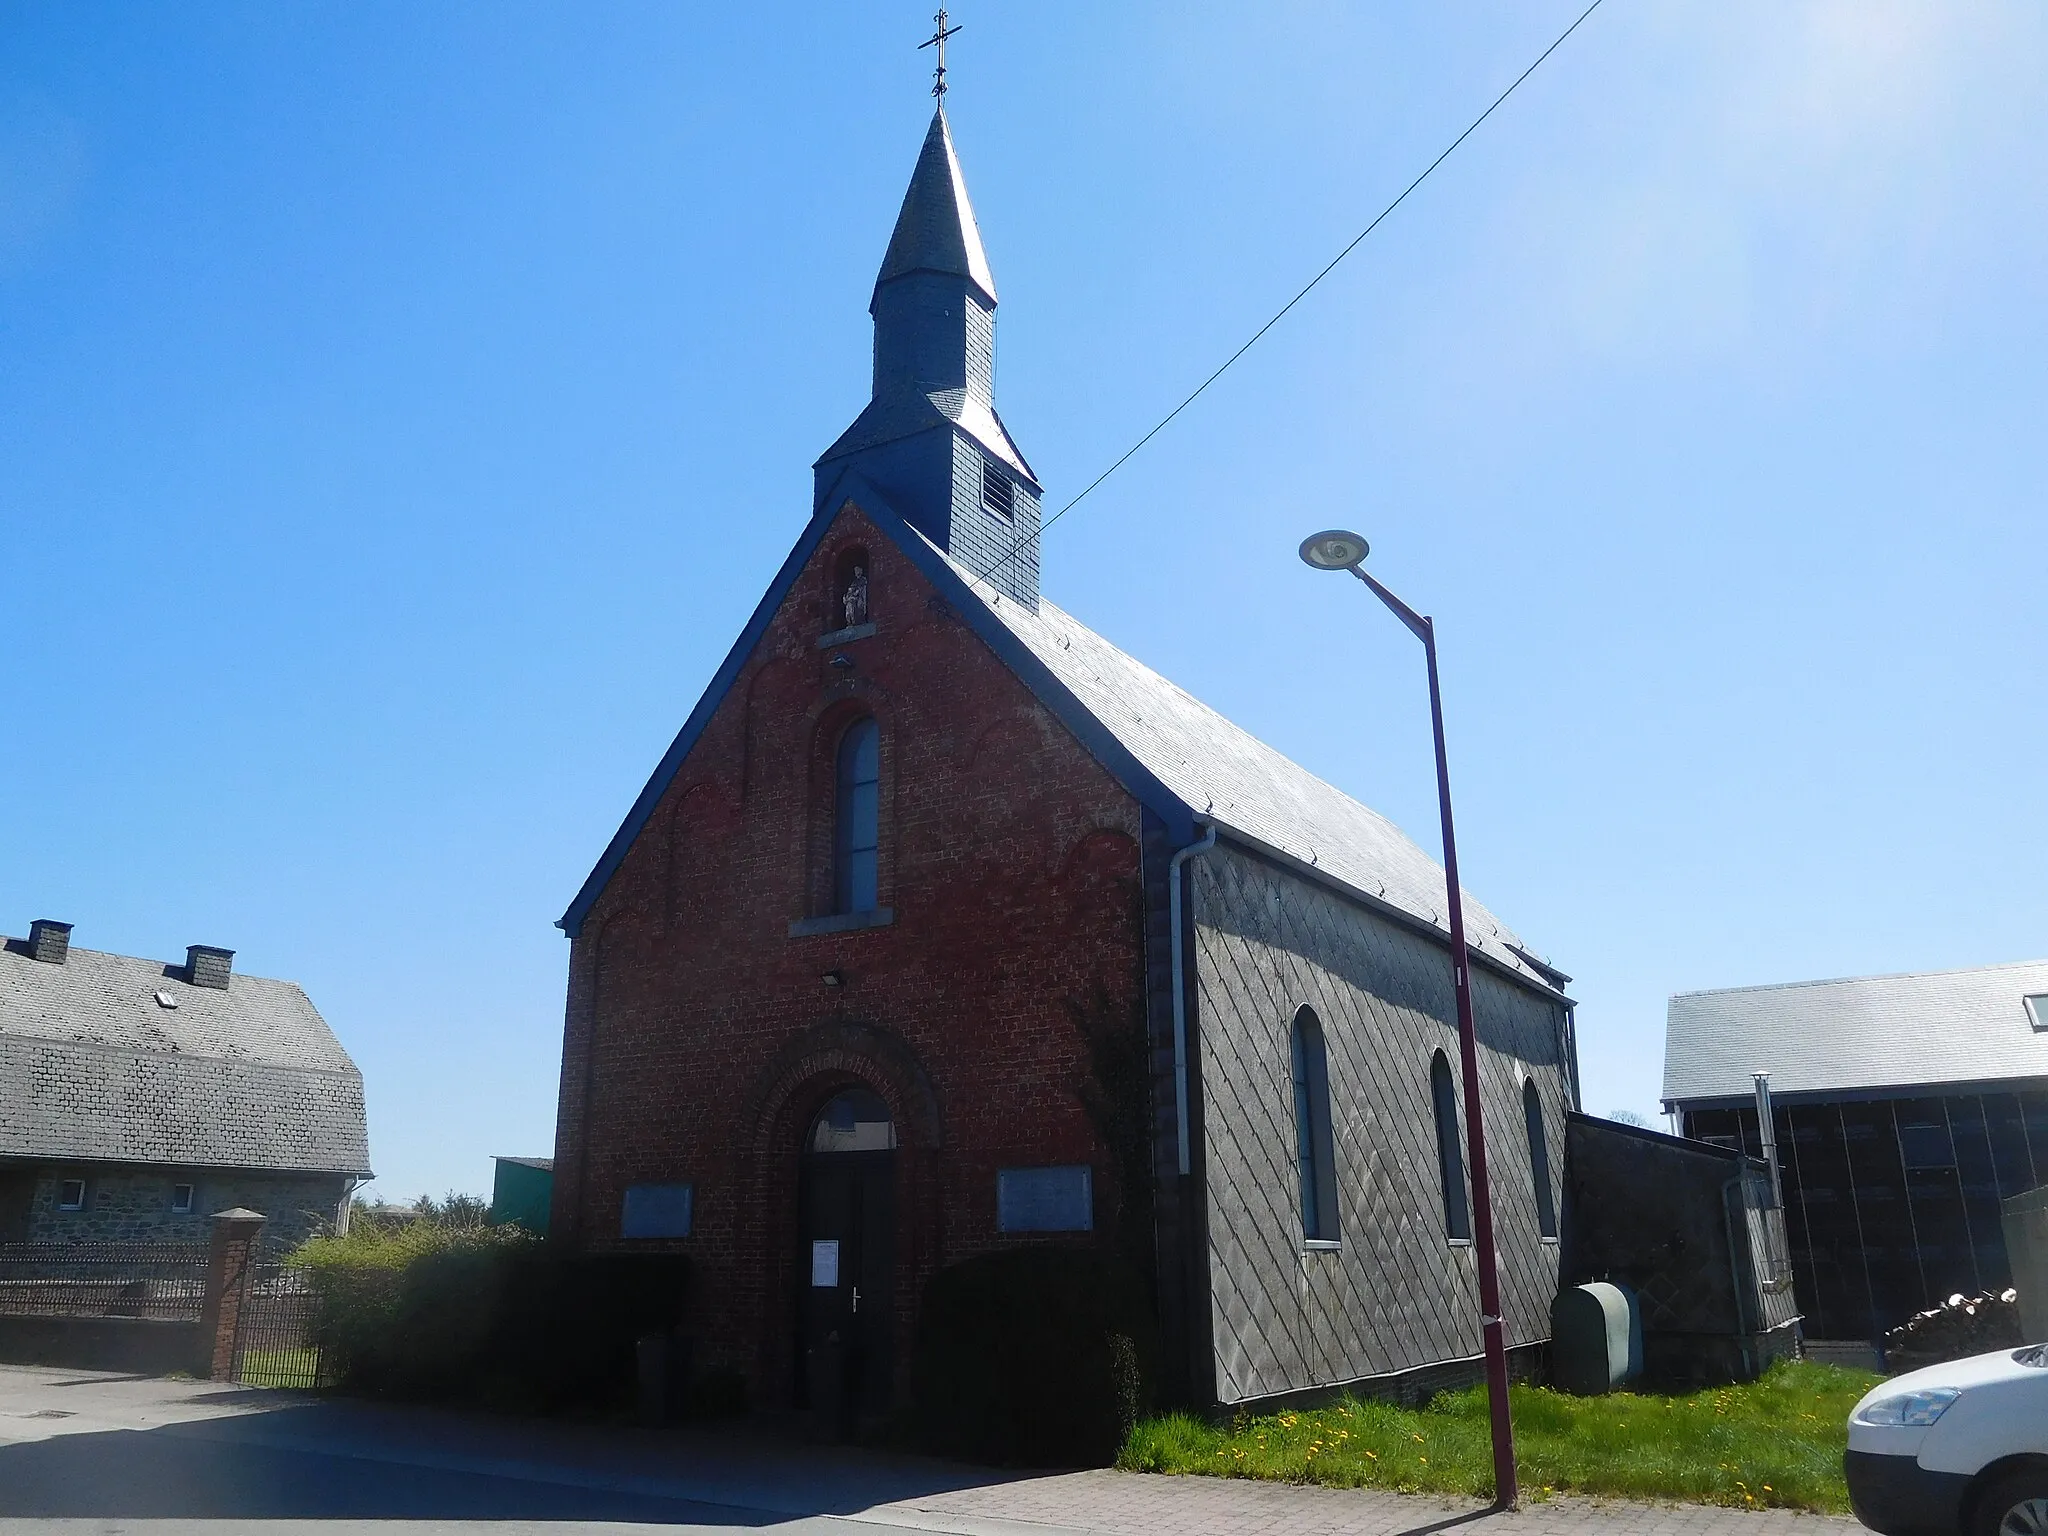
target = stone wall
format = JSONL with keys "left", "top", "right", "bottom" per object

{"left": 9, "top": 1165, "right": 346, "bottom": 1251}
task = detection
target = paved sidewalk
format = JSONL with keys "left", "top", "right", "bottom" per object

{"left": 0, "top": 1364, "right": 1860, "bottom": 1535}
{"left": 877, "top": 1470, "right": 1857, "bottom": 1536}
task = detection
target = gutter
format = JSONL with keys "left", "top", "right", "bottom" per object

{"left": 1168, "top": 822, "right": 1218, "bottom": 1177}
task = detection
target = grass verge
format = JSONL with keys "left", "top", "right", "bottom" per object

{"left": 1118, "top": 1360, "right": 1880, "bottom": 1513}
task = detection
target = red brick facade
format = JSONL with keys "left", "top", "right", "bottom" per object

{"left": 551, "top": 502, "right": 1149, "bottom": 1406}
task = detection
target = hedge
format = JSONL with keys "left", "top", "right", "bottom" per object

{"left": 912, "top": 1248, "right": 1156, "bottom": 1467}
{"left": 292, "top": 1224, "right": 709, "bottom": 1413}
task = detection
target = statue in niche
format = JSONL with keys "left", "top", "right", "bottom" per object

{"left": 841, "top": 565, "right": 869, "bottom": 629}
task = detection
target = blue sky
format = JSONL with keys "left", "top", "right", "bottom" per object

{"left": 4, "top": 3, "right": 2043, "bottom": 1202}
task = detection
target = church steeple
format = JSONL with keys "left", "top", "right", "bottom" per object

{"left": 816, "top": 106, "right": 1042, "bottom": 609}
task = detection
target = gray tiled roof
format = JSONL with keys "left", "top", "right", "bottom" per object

{"left": 1662, "top": 957, "right": 2048, "bottom": 1108}
{"left": 955, "top": 567, "right": 1554, "bottom": 987}
{"left": 0, "top": 940, "right": 372, "bottom": 1175}
{"left": 875, "top": 107, "right": 996, "bottom": 304}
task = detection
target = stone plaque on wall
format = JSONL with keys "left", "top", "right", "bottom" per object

{"left": 997, "top": 1165, "right": 1093, "bottom": 1233}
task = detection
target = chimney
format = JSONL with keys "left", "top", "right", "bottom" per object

{"left": 28, "top": 920, "right": 73, "bottom": 965}
{"left": 186, "top": 945, "right": 234, "bottom": 990}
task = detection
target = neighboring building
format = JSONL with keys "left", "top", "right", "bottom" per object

{"left": 490, "top": 1156, "right": 554, "bottom": 1232}
{"left": 549, "top": 105, "right": 1578, "bottom": 1419}
{"left": 0, "top": 919, "right": 372, "bottom": 1250}
{"left": 1664, "top": 958, "right": 2048, "bottom": 1342}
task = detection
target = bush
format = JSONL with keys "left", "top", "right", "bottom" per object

{"left": 292, "top": 1225, "right": 703, "bottom": 1413}
{"left": 912, "top": 1248, "right": 1156, "bottom": 1467}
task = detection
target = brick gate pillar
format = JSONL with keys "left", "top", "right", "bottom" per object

{"left": 199, "top": 1207, "right": 267, "bottom": 1381}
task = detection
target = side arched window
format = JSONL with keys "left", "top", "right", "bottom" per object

{"left": 1291, "top": 1007, "right": 1339, "bottom": 1243}
{"left": 833, "top": 718, "right": 880, "bottom": 914}
{"left": 1431, "top": 1050, "right": 1471, "bottom": 1241}
{"left": 1524, "top": 1079, "right": 1558, "bottom": 1239}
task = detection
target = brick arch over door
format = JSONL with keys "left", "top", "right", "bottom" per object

{"left": 734, "top": 1018, "right": 945, "bottom": 1409}
{"left": 740, "top": 1019, "right": 944, "bottom": 1157}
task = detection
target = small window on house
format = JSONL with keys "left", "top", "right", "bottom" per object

{"left": 832, "top": 546, "right": 870, "bottom": 631}
{"left": 1523, "top": 1080, "right": 1557, "bottom": 1240}
{"left": 1430, "top": 1052, "right": 1471, "bottom": 1241}
{"left": 56, "top": 1179, "right": 86, "bottom": 1212}
{"left": 170, "top": 1183, "right": 195, "bottom": 1215}
{"left": 2027, "top": 994, "right": 2048, "bottom": 1032}
{"left": 1291, "top": 1007, "right": 1340, "bottom": 1244}
{"left": 980, "top": 458, "right": 1015, "bottom": 520}
{"left": 833, "top": 717, "right": 880, "bottom": 914}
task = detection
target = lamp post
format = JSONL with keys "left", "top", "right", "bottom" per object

{"left": 1298, "top": 529, "right": 1518, "bottom": 1509}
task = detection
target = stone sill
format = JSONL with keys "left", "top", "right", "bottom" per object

{"left": 1302, "top": 1239, "right": 1343, "bottom": 1254}
{"left": 817, "top": 622, "right": 877, "bottom": 648}
{"left": 788, "top": 908, "right": 895, "bottom": 938}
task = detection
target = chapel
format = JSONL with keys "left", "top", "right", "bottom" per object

{"left": 550, "top": 102, "right": 1579, "bottom": 1421}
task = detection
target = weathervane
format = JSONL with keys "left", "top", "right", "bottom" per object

{"left": 919, "top": 8, "right": 960, "bottom": 99}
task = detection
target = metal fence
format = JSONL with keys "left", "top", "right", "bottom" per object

{"left": 0, "top": 1241, "right": 209, "bottom": 1322}
{"left": 232, "top": 1263, "right": 336, "bottom": 1389}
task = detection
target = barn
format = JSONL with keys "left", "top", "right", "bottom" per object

{"left": 548, "top": 105, "right": 1578, "bottom": 1423}
{"left": 1666, "top": 958, "right": 2048, "bottom": 1345}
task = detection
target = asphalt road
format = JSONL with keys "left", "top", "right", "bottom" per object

{"left": 0, "top": 1363, "right": 1859, "bottom": 1536}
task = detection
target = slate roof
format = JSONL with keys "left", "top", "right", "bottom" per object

{"left": 952, "top": 554, "right": 1549, "bottom": 983}
{"left": 874, "top": 107, "right": 996, "bottom": 305}
{"left": 1662, "top": 957, "right": 2048, "bottom": 1109}
{"left": 0, "top": 938, "right": 372, "bottom": 1176}
{"left": 559, "top": 478, "right": 1565, "bottom": 1004}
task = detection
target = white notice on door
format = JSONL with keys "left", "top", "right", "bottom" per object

{"left": 810, "top": 1239, "right": 840, "bottom": 1288}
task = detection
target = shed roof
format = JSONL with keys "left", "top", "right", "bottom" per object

{"left": 1663, "top": 957, "right": 2048, "bottom": 1109}
{"left": 0, "top": 938, "right": 371, "bottom": 1176}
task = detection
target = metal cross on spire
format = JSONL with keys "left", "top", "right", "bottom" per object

{"left": 919, "top": 8, "right": 960, "bottom": 99}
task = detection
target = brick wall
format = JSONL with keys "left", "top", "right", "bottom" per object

{"left": 552, "top": 501, "right": 1148, "bottom": 1407}
{"left": 13, "top": 1166, "right": 345, "bottom": 1251}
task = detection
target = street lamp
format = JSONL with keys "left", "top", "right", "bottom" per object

{"left": 1298, "top": 529, "right": 1519, "bottom": 1509}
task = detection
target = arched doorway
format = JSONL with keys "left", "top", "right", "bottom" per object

{"left": 797, "top": 1087, "right": 895, "bottom": 1434}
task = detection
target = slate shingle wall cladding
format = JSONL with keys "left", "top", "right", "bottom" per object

{"left": 1192, "top": 843, "right": 1571, "bottom": 1404}
{"left": 20, "top": 1167, "right": 346, "bottom": 1250}
{"left": 946, "top": 433, "right": 1038, "bottom": 607}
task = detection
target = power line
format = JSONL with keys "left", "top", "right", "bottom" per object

{"left": 969, "top": 0, "right": 1607, "bottom": 593}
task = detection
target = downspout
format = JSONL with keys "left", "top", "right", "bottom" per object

{"left": 1168, "top": 822, "right": 1218, "bottom": 1176}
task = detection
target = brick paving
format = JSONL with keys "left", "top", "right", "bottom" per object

{"left": 874, "top": 1468, "right": 1862, "bottom": 1536}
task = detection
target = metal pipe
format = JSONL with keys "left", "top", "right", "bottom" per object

{"left": 1753, "top": 1071, "right": 1792, "bottom": 1291}
{"left": 1168, "top": 823, "right": 1218, "bottom": 1177}
{"left": 1753, "top": 1072, "right": 1784, "bottom": 1209}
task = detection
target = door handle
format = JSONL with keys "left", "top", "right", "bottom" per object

{"left": 851, "top": 1285, "right": 860, "bottom": 1314}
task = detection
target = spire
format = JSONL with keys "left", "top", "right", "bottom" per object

{"left": 874, "top": 107, "right": 996, "bottom": 309}
{"left": 816, "top": 101, "right": 1042, "bottom": 610}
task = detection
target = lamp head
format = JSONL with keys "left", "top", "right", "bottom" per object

{"left": 1299, "top": 530, "right": 1369, "bottom": 571}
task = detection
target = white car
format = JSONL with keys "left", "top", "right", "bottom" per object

{"left": 1848, "top": 1344, "right": 2048, "bottom": 1534}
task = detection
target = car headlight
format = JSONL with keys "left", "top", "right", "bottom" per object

{"left": 1855, "top": 1389, "right": 1961, "bottom": 1427}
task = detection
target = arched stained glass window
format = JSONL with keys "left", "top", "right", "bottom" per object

{"left": 833, "top": 718, "right": 880, "bottom": 914}
{"left": 1524, "top": 1079, "right": 1558, "bottom": 1239}
{"left": 1431, "top": 1050, "right": 1471, "bottom": 1241}
{"left": 1291, "top": 1007, "right": 1339, "bottom": 1243}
